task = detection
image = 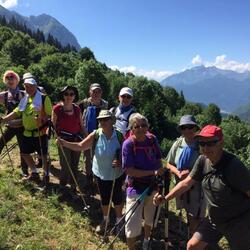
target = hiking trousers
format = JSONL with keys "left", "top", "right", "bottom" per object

{"left": 58, "top": 146, "right": 81, "bottom": 188}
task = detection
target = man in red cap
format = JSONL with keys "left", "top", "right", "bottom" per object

{"left": 154, "top": 125, "right": 250, "bottom": 250}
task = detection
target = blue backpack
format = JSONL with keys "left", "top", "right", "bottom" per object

{"left": 85, "top": 106, "right": 96, "bottom": 133}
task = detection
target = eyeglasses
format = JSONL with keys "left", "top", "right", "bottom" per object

{"left": 64, "top": 92, "right": 75, "bottom": 96}
{"left": 198, "top": 140, "right": 219, "bottom": 147}
{"left": 180, "top": 125, "right": 196, "bottom": 130}
{"left": 133, "top": 124, "right": 147, "bottom": 129}
{"left": 121, "top": 95, "right": 132, "bottom": 99}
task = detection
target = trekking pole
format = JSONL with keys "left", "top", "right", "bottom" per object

{"left": 1, "top": 142, "right": 18, "bottom": 159}
{"left": 0, "top": 124, "right": 14, "bottom": 171}
{"left": 164, "top": 169, "right": 171, "bottom": 250}
{"left": 178, "top": 194, "right": 184, "bottom": 250}
{"left": 50, "top": 121, "right": 90, "bottom": 212}
{"left": 96, "top": 185, "right": 153, "bottom": 250}
{"left": 148, "top": 176, "right": 164, "bottom": 250}
{"left": 35, "top": 115, "right": 48, "bottom": 189}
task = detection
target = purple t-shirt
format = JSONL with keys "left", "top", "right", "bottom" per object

{"left": 122, "top": 135, "right": 162, "bottom": 196}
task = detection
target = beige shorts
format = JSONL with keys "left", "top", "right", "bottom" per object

{"left": 125, "top": 191, "right": 161, "bottom": 238}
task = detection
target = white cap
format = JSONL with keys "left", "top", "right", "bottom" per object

{"left": 24, "top": 78, "right": 37, "bottom": 85}
{"left": 119, "top": 87, "right": 133, "bottom": 97}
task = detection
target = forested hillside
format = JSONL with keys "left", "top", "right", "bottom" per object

{"left": 0, "top": 23, "right": 250, "bottom": 168}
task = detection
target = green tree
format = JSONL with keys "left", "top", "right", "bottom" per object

{"left": 79, "top": 47, "right": 96, "bottom": 61}
{"left": 202, "top": 103, "right": 222, "bottom": 126}
{"left": 75, "top": 59, "right": 109, "bottom": 99}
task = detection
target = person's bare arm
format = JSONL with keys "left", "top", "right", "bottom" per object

{"left": 57, "top": 132, "right": 95, "bottom": 151}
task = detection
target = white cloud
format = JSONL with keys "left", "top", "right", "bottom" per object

{"left": 0, "top": 0, "right": 18, "bottom": 8}
{"left": 191, "top": 54, "right": 203, "bottom": 65}
{"left": 109, "top": 65, "right": 173, "bottom": 81}
{"left": 194, "top": 54, "right": 250, "bottom": 73}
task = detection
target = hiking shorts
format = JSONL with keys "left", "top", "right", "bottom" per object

{"left": 20, "top": 134, "right": 48, "bottom": 155}
{"left": 193, "top": 213, "right": 250, "bottom": 250}
{"left": 125, "top": 191, "right": 160, "bottom": 238}
{"left": 95, "top": 174, "right": 124, "bottom": 206}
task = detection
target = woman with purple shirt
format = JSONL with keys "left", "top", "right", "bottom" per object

{"left": 122, "top": 113, "right": 165, "bottom": 250}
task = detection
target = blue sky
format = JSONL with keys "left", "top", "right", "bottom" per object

{"left": 1, "top": 0, "right": 250, "bottom": 80}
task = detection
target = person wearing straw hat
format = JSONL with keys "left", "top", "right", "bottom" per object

{"left": 0, "top": 77, "right": 52, "bottom": 184}
{"left": 154, "top": 125, "right": 250, "bottom": 250}
{"left": 57, "top": 110, "right": 124, "bottom": 234}
{"left": 52, "top": 85, "right": 85, "bottom": 198}
{"left": 0, "top": 70, "right": 28, "bottom": 176}
{"left": 166, "top": 115, "right": 206, "bottom": 236}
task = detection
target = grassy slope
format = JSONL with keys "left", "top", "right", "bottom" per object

{"left": 0, "top": 139, "right": 229, "bottom": 250}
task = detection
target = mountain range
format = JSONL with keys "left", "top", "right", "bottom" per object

{"left": 161, "top": 65, "right": 250, "bottom": 112}
{"left": 0, "top": 5, "right": 81, "bottom": 50}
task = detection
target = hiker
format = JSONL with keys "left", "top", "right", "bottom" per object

{"left": 78, "top": 83, "right": 108, "bottom": 188}
{"left": 0, "top": 78, "right": 52, "bottom": 184}
{"left": 22, "top": 72, "right": 46, "bottom": 94}
{"left": 0, "top": 70, "right": 28, "bottom": 176}
{"left": 122, "top": 113, "right": 165, "bottom": 250}
{"left": 166, "top": 115, "right": 206, "bottom": 235}
{"left": 52, "top": 86, "right": 85, "bottom": 198}
{"left": 154, "top": 125, "right": 250, "bottom": 250}
{"left": 110, "top": 87, "right": 135, "bottom": 136}
{"left": 56, "top": 110, "right": 124, "bottom": 234}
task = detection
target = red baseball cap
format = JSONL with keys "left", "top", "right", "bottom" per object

{"left": 195, "top": 125, "right": 223, "bottom": 140}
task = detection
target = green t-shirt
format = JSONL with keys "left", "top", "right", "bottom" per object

{"left": 190, "top": 151, "right": 250, "bottom": 228}
{"left": 14, "top": 94, "right": 52, "bottom": 137}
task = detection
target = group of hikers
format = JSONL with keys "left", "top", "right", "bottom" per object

{"left": 0, "top": 69, "right": 250, "bottom": 250}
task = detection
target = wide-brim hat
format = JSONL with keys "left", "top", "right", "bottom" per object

{"left": 59, "top": 85, "right": 79, "bottom": 102}
{"left": 178, "top": 115, "right": 198, "bottom": 128}
{"left": 97, "top": 110, "right": 116, "bottom": 122}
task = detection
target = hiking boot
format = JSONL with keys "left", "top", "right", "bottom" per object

{"left": 22, "top": 172, "right": 40, "bottom": 182}
{"left": 95, "top": 220, "right": 107, "bottom": 235}
{"left": 142, "top": 239, "right": 152, "bottom": 250}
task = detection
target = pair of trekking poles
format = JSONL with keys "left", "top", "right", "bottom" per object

{"left": 97, "top": 170, "right": 171, "bottom": 250}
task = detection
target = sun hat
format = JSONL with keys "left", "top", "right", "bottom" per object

{"left": 119, "top": 87, "right": 133, "bottom": 97}
{"left": 195, "top": 125, "right": 223, "bottom": 140}
{"left": 178, "top": 115, "right": 198, "bottom": 128}
{"left": 97, "top": 110, "right": 114, "bottom": 120}
{"left": 90, "top": 83, "right": 101, "bottom": 91}
{"left": 23, "top": 72, "right": 34, "bottom": 80}
{"left": 59, "top": 85, "right": 79, "bottom": 102}
{"left": 24, "top": 78, "right": 37, "bottom": 85}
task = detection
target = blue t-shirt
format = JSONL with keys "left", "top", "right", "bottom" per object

{"left": 92, "top": 129, "right": 124, "bottom": 180}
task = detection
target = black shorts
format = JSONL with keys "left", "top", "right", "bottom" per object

{"left": 20, "top": 135, "right": 48, "bottom": 155}
{"left": 95, "top": 174, "right": 124, "bottom": 206}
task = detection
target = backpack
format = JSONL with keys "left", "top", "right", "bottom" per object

{"left": 129, "top": 132, "right": 161, "bottom": 160}
{"left": 4, "top": 90, "right": 25, "bottom": 114}
{"left": 85, "top": 105, "right": 96, "bottom": 133}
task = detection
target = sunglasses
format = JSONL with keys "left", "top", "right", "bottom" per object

{"left": 133, "top": 124, "right": 147, "bottom": 129}
{"left": 64, "top": 92, "right": 75, "bottom": 96}
{"left": 198, "top": 140, "right": 219, "bottom": 147}
{"left": 6, "top": 76, "right": 15, "bottom": 80}
{"left": 121, "top": 95, "right": 132, "bottom": 99}
{"left": 180, "top": 125, "right": 196, "bottom": 130}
